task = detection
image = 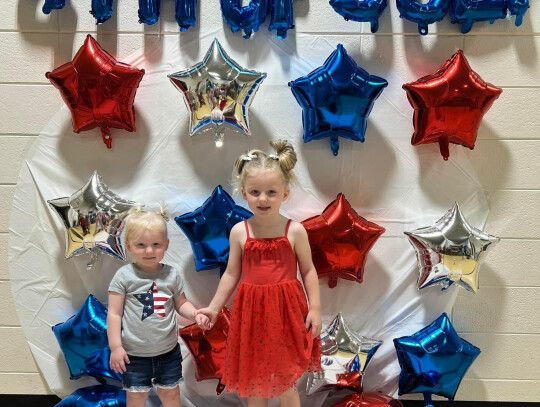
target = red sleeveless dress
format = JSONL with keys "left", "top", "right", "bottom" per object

{"left": 222, "top": 220, "right": 321, "bottom": 398}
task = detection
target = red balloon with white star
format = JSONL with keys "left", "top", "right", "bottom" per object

{"left": 46, "top": 35, "right": 145, "bottom": 148}
{"left": 403, "top": 50, "right": 502, "bottom": 160}
{"left": 332, "top": 392, "right": 404, "bottom": 407}
{"left": 301, "top": 193, "right": 385, "bottom": 288}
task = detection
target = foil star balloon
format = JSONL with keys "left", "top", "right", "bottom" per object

{"left": 168, "top": 38, "right": 266, "bottom": 147}
{"left": 332, "top": 392, "right": 404, "bottom": 407}
{"left": 57, "top": 385, "right": 126, "bottom": 407}
{"left": 289, "top": 44, "right": 387, "bottom": 156}
{"left": 48, "top": 171, "right": 138, "bottom": 268}
{"left": 393, "top": 313, "right": 481, "bottom": 407}
{"left": 179, "top": 308, "right": 231, "bottom": 395}
{"left": 403, "top": 50, "right": 502, "bottom": 161}
{"left": 302, "top": 193, "right": 385, "bottom": 288}
{"left": 45, "top": 35, "right": 145, "bottom": 148}
{"left": 52, "top": 295, "right": 122, "bottom": 381}
{"left": 175, "top": 186, "right": 252, "bottom": 275}
{"left": 404, "top": 203, "right": 499, "bottom": 293}
{"left": 307, "top": 313, "right": 382, "bottom": 395}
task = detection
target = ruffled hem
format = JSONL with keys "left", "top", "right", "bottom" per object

{"left": 222, "top": 280, "right": 321, "bottom": 399}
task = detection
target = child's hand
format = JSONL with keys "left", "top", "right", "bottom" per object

{"left": 195, "top": 307, "right": 219, "bottom": 328}
{"left": 110, "top": 346, "right": 130, "bottom": 374}
{"left": 305, "top": 309, "right": 322, "bottom": 338}
{"left": 194, "top": 312, "right": 213, "bottom": 330}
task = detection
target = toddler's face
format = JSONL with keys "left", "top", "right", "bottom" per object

{"left": 241, "top": 169, "right": 289, "bottom": 218}
{"left": 127, "top": 229, "right": 169, "bottom": 272}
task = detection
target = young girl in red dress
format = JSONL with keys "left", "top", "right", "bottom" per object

{"left": 197, "top": 140, "right": 322, "bottom": 407}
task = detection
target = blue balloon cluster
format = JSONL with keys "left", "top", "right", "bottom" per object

{"left": 329, "top": 0, "right": 388, "bottom": 33}
{"left": 175, "top": 186, "right": 252, "bottom": 276}
{"left": 57, "top": 385, "right": 126, "bottom": 407}
{"left": 90, "top": 0, "right": 114, "bottom": 24}
{"left": 221, "top": 0, "right": 295, "bottom": 39}
{"left": 393, "top": 313, "right": 481, "bottom": 407}
{"left": 289, "top": 44, "right": 388, "bottom": 156}
{"left": 52, "top": 295, "right": 121, "bottom": 382}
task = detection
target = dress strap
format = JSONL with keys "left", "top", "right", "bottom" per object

{"left": 284, "top": 219, "right": 292, "bottom": 237}
{"left": 244, "top": 220, "right": 250, "bottom": 239}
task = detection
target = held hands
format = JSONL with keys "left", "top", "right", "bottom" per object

{"left": 110, "top": 346, "right": 130, "bottom": 374}
{"left": 193, "top": 310, "right": 213, "bottom": 330}
{"left": 194, "top": 307, "right": 220, "bottom": 330}
{"left": 305, "top": 308, "right": 322, "bottom": 338}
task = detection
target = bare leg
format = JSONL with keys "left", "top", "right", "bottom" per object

{"left": 247, "top": 396, "right": 268, "bottom": 407}
{"left": 126, "top": 391, "right": 149, "bottom": 407}
{"left": 157, "top": 386, "right": 181, "bottom": 407}
{"left": 279, "top": 387, "right": 301, "bottom": 407}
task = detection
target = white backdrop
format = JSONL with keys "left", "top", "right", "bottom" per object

{"left": 9, "top": 27, "right": 488, "bottom": 406}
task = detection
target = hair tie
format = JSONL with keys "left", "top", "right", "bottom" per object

{"left": 242, "top": 153, "right": 257, "bottom": 161}
{"left": 268, "top": 153, "right": 279, "bottom": 160}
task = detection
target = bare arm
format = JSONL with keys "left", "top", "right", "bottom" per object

{"left": 196, "top": 222, "right": 243, "bottom": 325}
{"left": 107, "top": 292, "right": 130, "bottom": 373}
{"left": 174, "top": 293, "right": 212, "bottom": 329}
{"left": 293, "top": 222, "right": 322, "bottom": 337}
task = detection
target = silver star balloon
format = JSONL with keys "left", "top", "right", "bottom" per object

{"left": 48, "top": 171, "right": 138, "bottom": 268}
{"left": 168, "top": 38, "right": 266, "bottom": 147}
{"left": 405, "top": 203, "right": 500, "bottom": 293}
{"left": 307, "top": 313, "right": 382, "bottom": 395}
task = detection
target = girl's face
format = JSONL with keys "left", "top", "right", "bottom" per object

{"left": 241, "top": 169, "right": 289, "bottom": 218}
{"left": 126, "top": 228, "right": 169, "bottom": 272}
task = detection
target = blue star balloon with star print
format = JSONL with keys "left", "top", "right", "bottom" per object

{"left": 175, "top": 186, "right": 252, "bottom": 276}
{"left": 393, "top": 313, "right": 481, "bottom": 407}
{"left": 289, "top": 44, "right": 388, "bottom": 156}
{"left": 52, "top": 295, "right": 121, "bottom": 381}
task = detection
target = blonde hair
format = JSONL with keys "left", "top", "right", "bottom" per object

{"left": 233, "top": 140, "right": 297, "bottom": 191}
{"left": 124, "top": 206, "right": 168, "bottom": 246}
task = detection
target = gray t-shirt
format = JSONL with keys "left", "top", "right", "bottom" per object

{"left": 108, "top": 263, "right": 185, "bottom": 357}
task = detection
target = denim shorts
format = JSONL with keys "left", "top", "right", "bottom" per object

{"left": 123, "top": 343, "right": 183, "bottom": 392}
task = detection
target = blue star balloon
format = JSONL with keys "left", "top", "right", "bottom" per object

{"left": 393, "top": 313, "right": 481, "bottom": 407}
{"left": 329, "top": 0, "right": 388, "bottom": 33}
{"left": 175, "top": 186, "right": 252, "bottom": 276}
{"left": 91, "top": 0, "right": 114, "bottom": 24}
{"left": 139, "top": 0, "right": 160, "bottom": 25}
{"left": 396, "top": 0, "right": 449, "bottom": 35}
{"left": 57, "top": 385, "right": 126, "bottom": 407}
{"left": 450, "top": 0, "right": 507, "bottom": 34}
{"left": 221, "top": 0, "right": 270, "bottom": 39}
{"left": 289, "top": 44, "right": 388, "bottom": 156}
{"left": 52, "top": 295, "right": 121, "bottom": 381}
{"left": 42, "top": 0, "right": 67, "bottom": 14}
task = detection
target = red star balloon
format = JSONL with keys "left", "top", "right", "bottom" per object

{"left": 179, "top": 308, "right": 230, "bottom": 395}
{"left": 332, "top": 392, "right": 404, "bottom": 407}
{"left": 46, "top": 35, "right": 145, "bottom": 149}
{"left": 301, "top": 194, "right": 385, "bottom": 288}
{"left": 403, "top": 50, "right": 502, "bottom": 161}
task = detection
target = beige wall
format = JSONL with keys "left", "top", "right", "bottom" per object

{"left": 1, "top": 0, "right": 539, "bottom": 400}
